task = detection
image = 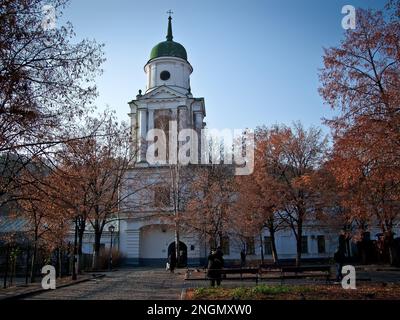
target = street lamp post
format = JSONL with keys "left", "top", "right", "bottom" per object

{"left": 108, "top": 225, "right": 115, "bottom": 271}
{"left": 72, "top": 218, "right": 78, "bottom": 280}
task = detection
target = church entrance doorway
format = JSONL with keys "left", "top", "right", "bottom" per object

{"left": 167, "top": 241, "right": 187, "bottom": 268}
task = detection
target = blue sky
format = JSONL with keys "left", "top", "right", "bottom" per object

{"left": 62, "top": 0, "right": 387, "bottom": 132}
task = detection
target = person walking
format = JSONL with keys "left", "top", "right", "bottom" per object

{"left": 168, "top": 251, "right": 176, "bottom": 273}
{"left": 216, "top": 246, "right": 224, "bottom": 263}
{"left": 334, "top": 247, "right": 346, "bottom": 282}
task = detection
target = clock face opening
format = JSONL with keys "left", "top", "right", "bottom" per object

{"left": 160, "top": 70, "right": 170, "bottom": 81}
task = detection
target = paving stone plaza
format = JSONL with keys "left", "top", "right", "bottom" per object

{"left": 15, "top": 267, "right": 400, "bottom": 300}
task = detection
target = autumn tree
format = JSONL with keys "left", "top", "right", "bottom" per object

{"left": 232, "top": 174, "right": 281, "bottom": 264}
{"left": 55, "top": 111, "right": 140, "bottom": 270}
{"left": 319, "top": 2, "right": 400, "bottom": 264}
{"left": 232, "top": 128, "right": 288, "bottom": 264}
{"left": 326, "top": 130, "right": 400, "bottom": 264}
{"left": 15, "top": 160, "right": 73, "bottom": 281}
{"left": 182, "top": 164, "right": 236, "bottom": 257}
{"left": 255, "top": 123, "right": 329, "bottom": 266}
{"left": 49, "top": 149, "right": 90, "bottom": 273}
{"left": 0, "top": 0, "right": 104, "bottom": 210}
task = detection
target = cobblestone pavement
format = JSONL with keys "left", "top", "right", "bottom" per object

{"left": 24, "top": 268, "right": 188, "bottom": 300}
{"left": 23, "top": 269, "right": 281, "bottom": 300}
{"left": 20, "top": 267, "right": 400, "bottom": 300}
{"left": 0, "top": 274, "right": 97, "bottom": 300}
{"left": 357, "top": 270, "right": 400, "bottom": 283}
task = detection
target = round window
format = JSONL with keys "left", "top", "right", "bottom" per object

{"left": 160, "top": 70, "right": 170, "bottom": 81}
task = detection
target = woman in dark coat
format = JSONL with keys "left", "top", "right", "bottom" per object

{"left": 207, "top": 249, "right": 224, "bottom": 287}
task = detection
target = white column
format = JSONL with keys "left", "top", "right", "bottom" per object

{"left": 169, "top": 108, "right": 178, "bottom": 165}
{"left": 126, "top": 229, "right": 140, "bottom": 265}
{"left": 178, "top": 106, "right": 187, "bottom": 131}
{"left": 194, "top": 112, "right": 203, "bottom": 130}
{"left": 131, "top": 112, "right": 137, "bottom": 138}
{"left": 137, "top": 108, "right": 147, "bottom": 162}
{"left": 148, "top": 109, "right": 154, "bottom": 131}
{"left": 171, "top": 108, "right": 178, "bottom": 121}
{"left": 129, "top": 111, "right": 137, "bottom": 160}
{"left": 147, "top": 110, "right": 155, "bottom": 161}
{"left": 194, "top": 112, "right": 203, "bottom": 163}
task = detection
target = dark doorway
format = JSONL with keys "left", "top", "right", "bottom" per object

{"left": 167, "top": 241, "right": 187, "bottom": 268}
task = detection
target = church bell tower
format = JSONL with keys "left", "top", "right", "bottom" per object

{"left": 128, "top": 14, "right": 206, "bottom": 165}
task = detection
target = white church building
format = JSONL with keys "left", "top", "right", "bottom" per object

{"left": 77, "top": 15, "right": 400, "bottom": 268}
{"left": 0, "top": 15, "right": 397, "bottom": 270}
{"left": 87, "top": 15, "right": 344, "bottom": 267}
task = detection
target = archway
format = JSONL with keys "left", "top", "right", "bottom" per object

{"left": 167, "top": 241, "right": 187, "bottom": 268}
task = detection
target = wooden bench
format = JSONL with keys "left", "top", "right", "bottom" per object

{"left": 185, "top": 267, "right": 260, "bottom": 284}
{"left": 185, "top": 265, "right": 332, "bottom": 284}
{"left": 221, "top": 268, "right": 260, "bottom": 283}
{"left": 278, "top": 265, "right": 332, "bottom": 283}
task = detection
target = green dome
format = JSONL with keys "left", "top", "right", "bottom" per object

{"left": 149, "top": 15, "right": 188, "bottom": 62}
{"left": 150, "top": 40, "right": 187, "bottom": 61}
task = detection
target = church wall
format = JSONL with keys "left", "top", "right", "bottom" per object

{"left": 180, "top": 232, "right": 202, "bottom": 266}
{"left": 76, "top": 219, "right": 400, "bottom": 267}
{"left": 202, "top": 227, "right": 342, "bottom": 266}
{"left": 139, "top": 224, "right": 174, "bottom": 262}
{"left": 115, "top": 216, "right": 205, "bottom": 267}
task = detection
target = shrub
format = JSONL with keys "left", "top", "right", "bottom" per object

{"left": 97, "top": 248, "right": 126, "bottom": 270}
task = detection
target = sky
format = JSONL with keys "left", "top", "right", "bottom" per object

{"left": 60, "top": 0, "right": 387, "bottom": 133}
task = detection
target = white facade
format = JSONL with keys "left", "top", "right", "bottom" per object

{"left": 117, "top": 17, "right": 206, "bottom": 266}
{"left": 114, "top": 17, "right": 343, "bottom": 267}
{"left": 118, "top": 219, "right": 202, "bottom": 266}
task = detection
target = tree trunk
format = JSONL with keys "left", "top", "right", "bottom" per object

{"left": 77, "top": 228, "right": 84, "bottom": 273}
{"left": 92, "top": 231, "right": 102, "bottom": 270}
{"left": 25, "top": 246, "right": 30, "bottom": 285}
{"left": 30, "top": 238, "right": 38, "bottom": 283}
{"left": 259, "top": 233, "right": 264, "bottom": 265}
{"left": 203, "top": 230, "right": 208, "bottom": 268}
{"left": 175, "top": 222, "right": 180, "bottom": 268}
{"left": 269, "top": 228, "right": 279, "bottom": 265}
{"left": 3, "top": 244, "right": 9, "bottom": 289}
{"left": 10, "top": 253, "right": 16, "bottom": 287}
{"left": 218, "top": 232, "right": 223, "bottom": 249}
{"left": 58, "top": 248, "right": 62, "bottom": 278}
{"left": 386, "top": 230, "right": 396, "bottom": 266}
{"left": 296, "top": 222, "right": 303, "bottom": 267}
{"left": 72, "top": 220, "right": 78, "bottom": 280}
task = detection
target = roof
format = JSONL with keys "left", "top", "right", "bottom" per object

{"left": 149, "top": 15, "right": 188, "bottom": 62}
